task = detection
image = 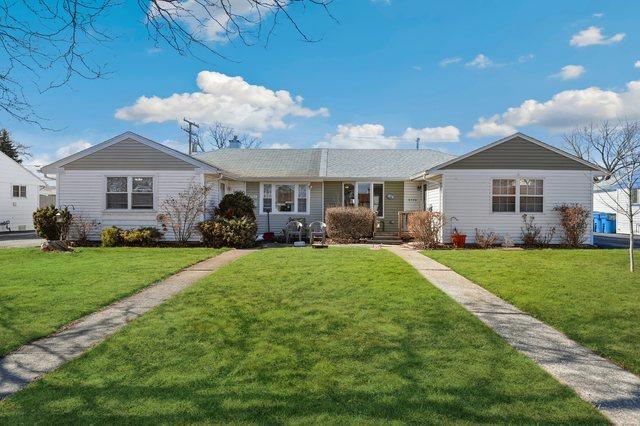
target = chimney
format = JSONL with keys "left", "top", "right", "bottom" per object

{"left": 228, "top": 135, "right": 241, "bottom": 149}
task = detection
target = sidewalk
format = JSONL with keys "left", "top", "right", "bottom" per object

{"left": 386, "top": 245, "right": 640, "bottom": 425}
{"left": 0, "top": 249, "right": 254, "bottom": 399}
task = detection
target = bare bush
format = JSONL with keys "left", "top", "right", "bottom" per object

{"left": 474, "top": 228, "right": 500, "bottom": 249}
{"left": 71, "top": 214, "right": 100, "bottom": 245}
{"left": 157, "top": 182, "right": 211, "bottom": 243}
{"left": 407, "top": 211, "right": 446, "bottom": 249}
{"left": 521, "top": 214, "right": 555, "bottom": 248}
{"left": 553, "top": 204, "right": 590, "bottom": 247}
{"left": 325, "top": 207, "right": 376, "bottom": 243}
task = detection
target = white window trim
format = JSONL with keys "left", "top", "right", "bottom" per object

{"left": 103, "top": 175, "right": 157, "bottom": 212}
{"left": 259, "top": 182, "right": 311, "bottom": 215}
{"left": 490, "top": 176, "right": 545, "bottom": 214}
{"left": 11, "top": 184, "right": 27, "bottom": 198}
{"left": 341, "top": 182, "right": 385, "bottom": 218}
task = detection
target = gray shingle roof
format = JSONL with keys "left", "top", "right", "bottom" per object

{"left": 196, "top": 148, "right": 455, "bottom": 179}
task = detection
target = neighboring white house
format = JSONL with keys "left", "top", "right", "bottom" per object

{"left": 41, "top": 131, "right": 606, "bottom": 243}
{"left": 593, "top": 186, "right": 640, "bottom": 235}
{"left": 0, "top": 151, "right": 47, "bottom": 232}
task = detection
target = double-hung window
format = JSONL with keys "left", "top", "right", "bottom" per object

{"left": 519, "top": 179, "right": 543, "bottom": 213}
{"left": 106, "top": 176, "right": 154, "bottom": 210}
{"left": 11, "top": 185, "right": 27, "bottom": 198}
{"left": 491, "top": 178, "right": 543, "bottom": 213}
{"left": 343, "top": 182, "right": 384, "bottom": 217}
{"left": 261, "top": 183, "right": 309, "bottom": 214}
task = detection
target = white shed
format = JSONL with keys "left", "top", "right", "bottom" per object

{"left": 0, "top": 151, "right": 46, "bottom": 232}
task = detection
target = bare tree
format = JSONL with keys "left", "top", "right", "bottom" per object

{"left": 205, "top": 122, "right": 261, "bottom": 149}
{"left": 1, "top": 1, "right": 333, "bottom": 125}
{"left": 564, "top": 120, "right": 640, "bottom": 271}
{"left": 156, "top": 181, "right": 212, "bottom": 243}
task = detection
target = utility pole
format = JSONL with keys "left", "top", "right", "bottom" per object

{"left": 182, "top": 118, "right": 202, "bottom": 155}
{"left": 415, "top": 137, "right": 421, "bottom": 150}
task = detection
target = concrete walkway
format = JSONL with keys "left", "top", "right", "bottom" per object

{"left": 0, "top": 249, "right": 254, "bottom": 399}
{"left": 387, "top": 245, "right": 640, "bottom": 425}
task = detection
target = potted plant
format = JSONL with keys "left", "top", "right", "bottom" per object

{"left": 451, "top": 228, "right": 467, "bottom": 248}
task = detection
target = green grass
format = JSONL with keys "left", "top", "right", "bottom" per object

{"left": 423, "top": 248, "right": 639, "bottom": 376}
{"left": 0, "top": 247, "right": 225, "bottom": 356}
{"left": 0, "top": 248, "right": 604, "bottom": 424}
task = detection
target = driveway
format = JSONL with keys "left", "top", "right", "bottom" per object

{"left": 0, "top": 232, "right": 44, "bottom": 249}
{"left": 594, "top": 232, "right": 639, "bottom": 248}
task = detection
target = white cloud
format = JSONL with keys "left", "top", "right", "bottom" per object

{"left": 265, "top": 143, "right": 291, "bottom": 149}
{"left": 465, "top": 54, "right": 493, "bottom": 69}
{"left": 439, "top": 57, "right": 461, "bottom": 67}
{"left": 115, "top": 71, "right": 329, "bottom": 133}
{"left": 402, "top": 126, "right": 460, "bottom": 142}
{"left": 468, "top": 79, "right": 640, "bottom": 137}
{"left": 570, "top": 26, "right": 625, "bottom": 47}
{"left": 161, "top": 139, "right": 188, "bottom": 153}
{"left": 315, "top": 123, "right": 460, "bottom": 149}
{"left": 55, "top": 140, "right": 92, "bottom": 158}
{"left": 635, "top": 60, "right": 640, "bottom": 69}
{"left": 148, "top": 0, "right": 268, "bottom": 43}
{"left": 518, "top": 53, "right": 535, "bottom": 63}
{"left": 593, "top": 12, "right": 604, "bottom": 18}
{"left": 552, "top": 65, "right": 586, "bottom": 80}
{"left": 468, "top": 116, "right": 516, "bottom": 138}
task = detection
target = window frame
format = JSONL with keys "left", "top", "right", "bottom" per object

{"left": 11, "top": 185, "right": 27, "bottom": 198}
{"left": 104, "top": 175, "right": 156, "bottom": 212}
{"left": 490, "top": 176, "right": 545, "bottom": 214}
{"left": 259, "top": 182, "right": 311, "bottom": 215}
{"left": 341, "top": 182, "right": 385, "bottom": 218}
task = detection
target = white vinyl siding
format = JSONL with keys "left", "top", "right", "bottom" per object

{"left": 1, "top": 153, "right": 42, "bottom": 232}
{"left": 57, "top": 169, "right": 203, "bottom": 240}
{"left": 425, "top": 180, "right": 442, "bottom": 212}
{"left": 442, "top": 169, "right": 593, "bottom": 244}
{"left": 403, "top": 181, "right": 422, "bottom": 212}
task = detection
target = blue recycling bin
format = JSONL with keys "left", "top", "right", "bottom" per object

{"left": 593, "top": 213, "right": 604, "bottom": 233}
{"left": 603, "top": 214, "right": 616, "bottom": 233}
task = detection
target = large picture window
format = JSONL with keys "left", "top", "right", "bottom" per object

{"left": 106, "top": 176, "right": 154, "bottom": 210}
{"left": 260, "top": 183, "right": 310, "bottom": 214}
{"left": 492, "top": 178, "right": 543, "bottom": 213}
{"left": 342, "top": 182, "right": 384, "bottom": 217}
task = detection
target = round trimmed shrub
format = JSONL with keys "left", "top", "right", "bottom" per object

{"left": 198, "top": 217, "right": 256, "bottom": 248}
{"left": 214, "top": 191, "right": 256, "bottom": 220}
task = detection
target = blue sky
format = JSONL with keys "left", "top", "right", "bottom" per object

{"left": 6, "top": 0, "right": 640, "bottom": 173}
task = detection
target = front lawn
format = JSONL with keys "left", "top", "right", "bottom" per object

{"left": 0, "top": 248, "right": 604, "bottom": 423}
{"left": 424, "top": 248, "right": 639, "bottom": 376}
{"left": 0, "top": 247, "right": 224, "bottom": 356}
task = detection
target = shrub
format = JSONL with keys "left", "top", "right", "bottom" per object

{"left": 121, "top": 227, "right": 163, "bottom": 247}
{"left": 474, "top": 228, "right": 500, "bottom": 249}
{"left": 521, "top": 214, "right": 555, "bottom": 248}
{"left": 101, "top": 226, "right": 163, "bottom": 247}
{"left": 407, "top": 211, "right": 445, "bottom": 248}
{"left": 101, "top": 226, "right": 123, "bottom": 247}
{"left": 71, "top": 214, "right": 100, "bottom": 245}
{"left": 553, "top": 203, "right": 590, "bottom": 247}
{"left": 325, "top": 207, "right": 376, "bottom": 243}
{"left": 198, "top": 217, "right": 257, "bottom": 248}
{"left": 157, "top": 182, "right": 212, "bottom": 243}
{"left": 214, "top": 191, "right": 256, "bottom": 220}
{"left": 33, "top": 206, "right": 73, "bottom": 241}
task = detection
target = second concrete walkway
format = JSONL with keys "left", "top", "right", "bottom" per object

{"left": 387, "top": 245, "right": 640, "bottom": 425}
{"left": 0, "top": 249, "right": 254, "bottom": 399}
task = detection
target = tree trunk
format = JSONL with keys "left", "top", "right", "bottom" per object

{"left": 629, "top": 212, "right": 635, "bottom": 273}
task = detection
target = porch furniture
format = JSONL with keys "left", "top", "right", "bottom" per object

{"left": 308, "top": 221, "right": 327, "bottom": 246}
{"left": 284, "top": 220, "right": 304, "bottom": 244}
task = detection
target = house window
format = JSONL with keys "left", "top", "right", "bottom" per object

{"left": 520, "top": 179, "right": 543, "bottom": 213}
{"left": 132, "top": 177, "right": 154, "bottom": 209}
{"left": 260, "top": 183, "right": 310, "bottom": 214}
{"left": 12, "top": 185, "right": 26, "bottom": 198}
{"left": 262, "top": 184, "right": 272, "bottom": 213}
{"left": 631, "top": 189, "right": 639, "bottom": 205}
{"left": 106, "top": 177, "right": 128, "bottom": 209}
{"left": 492, "top": 179, "right": 516, "bottom": 212}
{"left": 342, "top": 182, "right": 384, "bottom": 217}
{"left": 106, "top": 176, "right": 154, "bottom": 210}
